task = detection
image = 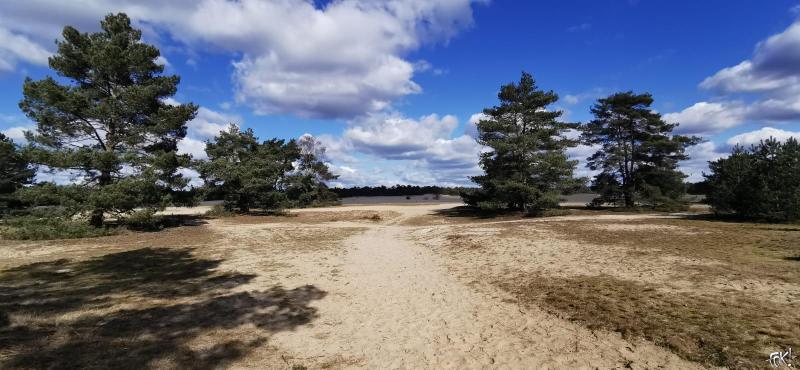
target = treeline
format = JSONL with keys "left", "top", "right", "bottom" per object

{"left": 2, "top": 13, "right": 798, "bottom": 242}
{"left": 463, "top": 72, "right": 800, "bottom": 220}
{"left": 331, "top": 185, "right": 467, "bottom": 198}
{"left": 0, "top": 14, "right": 337, "bottom": 238}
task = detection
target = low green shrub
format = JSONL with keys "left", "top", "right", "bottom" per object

{"left": 125, "top": 209, "right": 162, "bottom": 231}
{"left": 1, "top": 216, "right": 117, "bottom": 240}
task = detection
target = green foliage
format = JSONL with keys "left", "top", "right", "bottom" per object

{"left": 705, "top": 138, "right": 800, "bottom": 221}
{"left": 582, "top": 92, "right": 700, "bottom": 209}
{"left": 19, "top": 13, "right": 197, "bottom": 226}
{"left": 200, "top": 126, "right": 336, "bottom": 213}
{"left": 0, "top": 133, "right": 35, "bottom": 213}
{"left": 124, "top": 209, "right": 162, "bottom": 231}
{"left": 285, "top": 135, "right": 339, "bottom": 207}
{"left": 1, "top": 215, "right": 117, "bottom": 240}
{"left": 464, "top": 72, "right": 581, "bottom": 213}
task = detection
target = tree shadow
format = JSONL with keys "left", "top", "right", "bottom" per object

{"left": 433, "top": 205, "right": 523, "bottom": 220}
{"left": 119, "top": 214, "right": 211, "bottom": 232}
{"left": 678, "top": 213, "right": 800, "bottom": 225}
{"left": 0, "top": 247, "right": 326, "bottom": 369}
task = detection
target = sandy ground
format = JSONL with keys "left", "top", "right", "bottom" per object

{"left": 2, "top": 203, "right": 734, "bottom": 369}
{"left": 198, "top": 204, "right": 703, "bottom": 369}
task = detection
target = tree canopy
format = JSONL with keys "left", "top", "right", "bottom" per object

{"left": 705, "top": 137, "right": 800, "bottom": 221}
{"left": 19, "top": 13, "right": 197, "bottom": 225}
{"left": 581, "top": 92, "right": 700, "bottom": 209}
{"left": 285, "top": 134, "right": 338, "bottom": 207}
{"left": 0, "top": 134, "right": 35, "bottom": 212}
{"left": 463, "top": 72, "right": 580, "bottom": 213}
{"left": 199, "top": 126, "right": 336, "bottom": 213}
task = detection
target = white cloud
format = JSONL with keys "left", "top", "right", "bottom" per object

{"left": 0, "top": 0, "right": 484, "bottom": 118}
{"left": 466, "top": 112, "right": 488, "bottom": 138}
{"left": 679, "top": 141, "right": 727, "bottom": 182}
{"left": 154, "top": 55, "right": 170, "bottom": 68}
{"left": 1, "top": 126, "right": 33, "bottom": 143}
{"left": 688, "top": 19, "right": 800, "bottom": 125}
{"left": 177, "top": 137, "right": 207, "bottom": 160}
{"left": 344, "top": 113, "right": 460, "bottom": 159}
{"left": 563, "top": 95, "right": 579, "bottom": 105}
{"left": 726, "top": 127, "right": 800, "bottom": 147}
{"left": 321, "top": 111, "right": 485, "bottom": 186}
{"left": 188, "top": 107, "right": 238, "bottom": 140}
{"left": 701, "top": 21, "right": 800, "bottom": 94}
{"left": 664, "top": 101, "right": 747, "bottom": 135}
{"left": 0, "top": 26, "right": 51, "bottom": 71}
{"left": 177, "top": 167, "right": 203, "bottom": 188}
{"left": 169, "top": 101, "right": 237, "bottom": 161}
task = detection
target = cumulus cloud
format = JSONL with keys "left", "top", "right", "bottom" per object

{"left": 665, "top": 17, "right": 800, "bottom": 148}
{"left": 188, "top": 107, "right": 238, "bottom": 140}
{"left": 177, "top": 137, "right": 208, "bottom": 160}
{"left": 664, "top": 101, "right": 747, "bottom": 135}
{"left": 0, "top": 26, "right": 51, "bottom": 71}
{"left": 726, "top": 127, "right": 800, "bottom": 147}
{"left": 0, "top": 0, "right": 483, "bottom": 118}
{"left": 679, "top": 141, "right": 727, "bottom": 182}
{"left": 166, "top": 99, "right": 238, "bottom": 161}
{"left": 674, "top": 19, "right": 800, "bottom": 127}
{"left": 466, "top": 112, "right": 488, "bottom": 138}
{"left": 322, "top": 111, "right": 484, "bottom": 186}
{"left": 700, "top": 21, "right": 800, "bottom": 94}
{"left": 1, "top": 126, "right": 33, "bottom": 143}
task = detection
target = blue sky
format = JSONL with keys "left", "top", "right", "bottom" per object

{"left": 1, "top": 1, "right": 800, "bottom": 186}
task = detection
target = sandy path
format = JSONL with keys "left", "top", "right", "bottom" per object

{"left": 265, "top": 205, "right": 704, "bottom": 369}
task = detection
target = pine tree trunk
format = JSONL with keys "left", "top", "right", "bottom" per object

{"left": 90, "top": 170, "right": 112, "bottom": 227}
{"left": 89, "top": 209, "right": 104, "bottom": 227}
{"left": 623, "top": 185, "right": 635, "bottom": 208}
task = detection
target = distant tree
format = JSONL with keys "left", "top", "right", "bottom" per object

{"left": 686, "top": 180, "right": 711, "bottom": 195}
{"left": 581, "top": 92, "right": 700, "bottom": 209}
{"left": 285, "top": 134, "right": 339, "bottom": 207}
{"left": 19, "top": 13, "right": 197, "bottom": 226}
{"left": 463, "top": 72, "right": 581, "bottom": 213}
{"left": 0, "top": 134, "right": 35, "bottom": 212}
{"left": 200, "top": 125, "right": 298, "bottom": 213}
{"left": 705, "top": 137, "right": 800, "bottom": 221}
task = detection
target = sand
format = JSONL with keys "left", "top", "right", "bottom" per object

{"left": 0, "top": 203, "right": 713, "bottom": 369}
{"left": 209, "top": 204, "right": 704, "bottom": 369}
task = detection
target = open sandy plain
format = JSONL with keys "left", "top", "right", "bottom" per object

{"left": 1, "top": 203, "right": 798, "bottom": 369}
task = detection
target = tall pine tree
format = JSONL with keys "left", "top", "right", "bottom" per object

{"left": 582, "top": 92, "right": 700, "bottom": 208}
{"left": 464, "top": 72, "right": 580, "bottom": 213}
{"left": 19, "top": 13, "right": 197, "bottom": 226}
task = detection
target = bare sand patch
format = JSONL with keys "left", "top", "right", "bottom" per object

{"left": 4, "top": 202, "right": 795, "bottom": 369}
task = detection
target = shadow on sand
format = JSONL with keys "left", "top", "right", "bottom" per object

{"left": 0, "top": 247, "right": 326, "bottom": 369}
{"left": 432, "top": 205, "right": 525, "bottom": 220}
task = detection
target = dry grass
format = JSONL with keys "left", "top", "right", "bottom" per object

{"left": 433, "top": 215, "right": 800, "bottom": 369}
{"left": 503, "top": 275, "right": 799, "bottom": 369}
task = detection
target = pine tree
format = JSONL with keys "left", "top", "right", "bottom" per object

{"left": 286, "top": 134, "right": 338, "bottom": 207}
{"left": 19, "top": 13, "right": 197, "bottom": 226}
{"left": 199, "top": 125, "right": 299, "bottom": 213}
{"left": 0, "top": 134, "right": 35, "bottom": 212}
{"left": 582, "top": 92, "right": 700, "bottom": 209}
{"left": 464, "top": 72, "right": 580, "bottom": 213}
{"left": 706, "top": 137, "right": 800, "bottom": 221}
